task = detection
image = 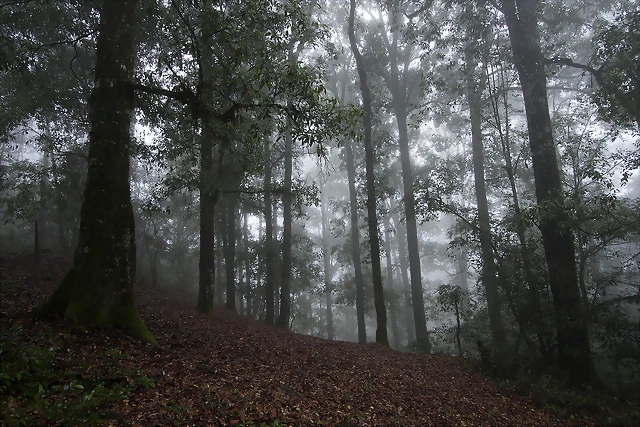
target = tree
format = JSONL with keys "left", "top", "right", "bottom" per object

{"left": 277, "top": 126, "right": 294, "bottom": 328}
{"left": 500, "top": 0, "right": 595, "bottom": 385}
{"left": 348, "top": 0, "right": 389, "bottom": 347}
{"left": 336, "top": 62, "right": 368, "bottom": 344}
{"left": 376, "top": 0, "right": 431, "bottom": 353}
{"left": 264, "top": 137, "right": 276, "bottom": 325}
{"left": 464, "top": 6, "right": 506, "bottom": 347}
{"left": 36, "top": 0, "right": 155, "bottom": 344}
{"left": 320, "top": 177, "right": 335, "bottom": 340}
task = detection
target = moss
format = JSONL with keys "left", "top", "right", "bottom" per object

{"left": 36, "top": 253, "right": 156, "bottom": 345}
{"left": 109, "top": 297, "right": 157, "bottom": 345}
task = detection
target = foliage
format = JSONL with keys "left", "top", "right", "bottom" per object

{"left": 591, "top": 10, "right": 640, "bottom": 131}
{"left": 0, "top": 324, "right": 155, "bottom": 426}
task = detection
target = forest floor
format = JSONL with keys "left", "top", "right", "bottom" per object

{"left": 1, "top": 253, "right": 587, "bottom": 426}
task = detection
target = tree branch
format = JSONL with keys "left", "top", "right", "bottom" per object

{"left": 544, "top": 57, "right": 604, "bottom": 87}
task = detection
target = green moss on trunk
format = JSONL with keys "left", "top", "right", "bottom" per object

{"left": 34, "top": 0, "right": 155, "bottom": 345}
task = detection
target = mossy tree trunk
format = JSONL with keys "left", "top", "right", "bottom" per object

{"left": 36, "top": 0, "right": 155, "bottom": 344}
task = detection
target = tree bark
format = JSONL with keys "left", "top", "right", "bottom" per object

{"left": 243, "top": 210, "right": 251, "bottom": 317}
{"left": 465, "top": 43, "right": 507, "bottom": 346}
{"left": 339, "top": 64, "right": 367, "bottom": 344}
{"left": 344, "top": 138, "right": 367, "bottom": 343}
{"left": 320, "top": 180, "right": 335, "bottom": 340}
{"left": 382, "top": 14, "right": 430, "bottom": 352}
{"left": 264, "top": 137, "right": 276, "bottom": 325}
{"left": 501, "top": 0, "right": 595, "bottom": 385}
{"left": 276, "top": 126, "right": 293, "bottom": 328}
{"left": 390, "top": 197, "right": 416, "bottom": 344}
{"left": 384, "top": 212, "right": 401, "bottom": 350}
{"left": 36, "top": 0, "right": 154, "bottom": 344}
{"left": 224, "top": 194, "right": 238, "bottom": 311}
{"left": 348, "top": 0, "right": 388, "bottom": 347}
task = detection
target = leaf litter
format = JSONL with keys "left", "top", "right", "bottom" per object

{"left": 0, "top": 253, "right": 583, "bottom": 426}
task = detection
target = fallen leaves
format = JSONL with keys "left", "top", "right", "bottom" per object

{"left": 0, "top": 253, "right": 586, "bottom": 426}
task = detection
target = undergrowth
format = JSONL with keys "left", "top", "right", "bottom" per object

{"left": 488, "top": 361, "right": 640, "bottom": 426}
{"left": 0, "top": 323, "right": 156, "bottom": 426}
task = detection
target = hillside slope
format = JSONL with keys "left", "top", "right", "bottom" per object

{"left": 1, "top": 254, "right": 576, "bottom": 426}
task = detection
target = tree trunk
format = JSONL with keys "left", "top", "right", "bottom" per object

{"left": 277, "top": 126, "right": 293, "bottom": 329}
{"left": 348, "top": 0, "right": 388, "bottom": 347}
{"left": 390, "top": 198, "right": 416, "bottom": 344}
{"left": 337, "top": 62, "right": 367, "bottom": 344}
{"left": 465, "top": 43, "right": 507, "bottom": 346}
{"left": 384, "top": 212, "right": 401, "bottom": 350}
{"left": 35, "top": 0, "right": 154, "bottom": 344}
{"left": 223, "top": 195, "right": 237, "bottom": 311}
{"left": 244, "top": 210, "right": 252, "bottom": 317}
{"left": 196, "top": 3, "right": 221, "bottom": 313}
{"left": 264, "top": 137, "right": 276, "bottom": 325}
{"left": 383, "top": 20, "right": 430, "bottom": 352}
{"left": 344, "top": 137, "right": 367, "bottom": 343}
{"left": 33, "top": 220, "right": 39, "bottom": 256}
{"left": 501, "top": 0, "right": 595, "bottom": 385}
{"left": 320, "top": 180, "right": 335, "bottom": 340}
{"left": 273, "top": 203, "right": 280, "bottom": 320}
{"left": 215, "top": 219, "right": 224, "bottom": 305}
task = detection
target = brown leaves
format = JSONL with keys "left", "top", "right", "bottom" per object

{"left": 1, "top": 253, "right": 582, "bottom": 426}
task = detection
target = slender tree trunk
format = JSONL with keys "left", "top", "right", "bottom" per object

{"left": 383, "top": 20, "right": 430, "bottom": 351}
{"left": 339, "top": 64, "right": 367, "bottom": 344}
{"left": 384, "top": 212, "right": 401, "bottom": 350}
{"left": 501, "top": 0, "right": 595, "bottom": 385}
{"left": 33, "top": 221, "right": 39, "bottom": 256}
{"left": 390, "top": 197, "right": 416, "bottom": 343}
{"left": 264, "top": 138, "right": 275, "bottom": 325}
{"left": 320, "top": 181, "right": 335, "bottom": 340}
{"left": 349, "top": 0, "right": 388, "bottom": 346}
{"left": 243, "top": 210, "right": 252, "bottom": 317}
{"left": 465, "top": 44, "right": 507, "bottom": 346}
{"left": 35, "top": 0, "right": 154, "bottom": 343}
{"left": 223, "top": 195, "right": 237, "bottom": 311}
{"left": 273, "top": 204, "right": 280, "bottom": 319}
{"left": 455, "top": 298, "right": 463, "bottom": 357}
{"left": 277, "top": 126, "right": 293, "bottom": 328}
{"left": 344, "top": 136, "right": 367, "bottom": 343}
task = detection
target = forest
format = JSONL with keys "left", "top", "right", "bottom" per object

{"left": 1, "top": 0, "right": 639, "bottom": 425}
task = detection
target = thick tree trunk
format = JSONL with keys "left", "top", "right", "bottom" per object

{"left": 466, "top": 45, "right": 507, "bottom": 346}
{"left": 320, "top": 181, "right": 335, "bottom": 340}
{"left": 36, "top": 0, "right": 154, "bottom": 344}
{"left": 196, "top": 3, "right": 220, "bottom": 313}
{"left": 501, "top": 0, "right": 595, "bottom": 385}
{"left": 264, "top": 138, "right": 276, "bottom": 325}
{"left": 277, "top": 126, "right": 293, "bottom": 329}
{"left": 349, "top": 0, "right": 388, "bottom": 347}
